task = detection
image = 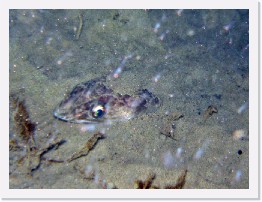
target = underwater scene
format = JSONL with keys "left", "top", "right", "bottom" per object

{"left": 9, "top": 9, "right": 249, "bottom": 189}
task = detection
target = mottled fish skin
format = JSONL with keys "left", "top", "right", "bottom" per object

{"left": 53, "top": 77, "right": 159, "bottom": 124}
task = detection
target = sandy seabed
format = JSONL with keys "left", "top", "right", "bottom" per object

{"left": 9, "top": 9, "right": 249, "bottom": 189}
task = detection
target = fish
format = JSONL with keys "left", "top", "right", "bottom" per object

{"left": 53, "top": 77, "right": 160, "bottom": 124}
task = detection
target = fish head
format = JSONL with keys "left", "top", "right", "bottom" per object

{"left": 53, "top": 80, "right": 137, "bottom": 123}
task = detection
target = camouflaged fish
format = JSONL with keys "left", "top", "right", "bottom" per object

{"left": 53, "top": 77, "right": 159, "bottom": 123}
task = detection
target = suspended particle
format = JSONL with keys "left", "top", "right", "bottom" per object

{"left": 187, "top": 29, "right": 195, "bottom": 37}
{"left": 163, "top": 151, "right": 175, "bottom": 168}
{"left": 234, "top": 170, "right": 242, "bottom": 182}
{"left": 80, "top": 124, "right": 96, "bottom": 132}
{"left": 176, "top": 9, "right": 184, "bottom": 16}
{"left": 176, "top": 147, "right": 183, "bottom": 158}
{"left": 223, "top": 22, "right": 234, "bottom": 32}
{"left": 153, "top": 22, "right": 161, "bottom": 33}
{"left": 194, "top": 148, "right": 204, "bottom": 160}
{"left": 159, "top": 30, "right": 170, "bottom": 41}
{"left": 237, "top": 102, "right": 248, "bottom": 114}
{"left": 152, "top": 73, "right": 161, "bottom": 83}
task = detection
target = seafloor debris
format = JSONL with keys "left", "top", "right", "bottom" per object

{"left": 203, "top": 105, "right": 218, "bottom": 120}
{"left": 165, "top": 169, "right": 187, "bottom": 189}
{"left": 134, "top": 169, "right": 187, "bottom": 189}
{"left": 9, "top": 139, "right": 23, "bottom": 151}
{"left": 159, "top": 111, "right": 184, "bottom": 140}
{"left": 13, "top": 99, "right": 36, "bottom": 148}
{"left": 134, "top": 173, "right": 157, "bottom": 189}
{"left": 17, "top": 138, "right": 66, "bottom": 174}
{"left": 10, "top": 96, "right": 66, "bottom": 174}
{"left": 67, "top": 132, "right": 105, "bottom": 162}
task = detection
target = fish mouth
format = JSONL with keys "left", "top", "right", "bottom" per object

{"left": 53, "top": 109, "right": 72, "bottom": 122}
{"left": 53, "top": 105, "right": 79, "bottom": 123}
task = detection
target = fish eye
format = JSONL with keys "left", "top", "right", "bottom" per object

{"left": 92, "top": 105, "right": 105, "bottom": 118}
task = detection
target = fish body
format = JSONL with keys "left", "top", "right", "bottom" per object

{"left": 53, "top": 77, "right": 159, "bottom": 124}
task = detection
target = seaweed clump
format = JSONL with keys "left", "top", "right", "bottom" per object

{"left": 165, "top": 169, "right": 187, "bottom": 189}
{"left": 134, "top": 169, "right": 187, "bottom": 189}
{"left": 67, "top": 132, "right": 105, "bottom": 162}
{"left": 13, "top": 99, "right": 36, "bottom": 148}
{"left": 203, "top": 105, "right": 218, "bottom": 120}
{"left": 134, "top": 173, "right": 157, "bottom": 189}
{"left": 10, "top": 97, "right": 66, "bottom": 174}
{"left": 159, "top": 111, "right": 184, "bottom": 140}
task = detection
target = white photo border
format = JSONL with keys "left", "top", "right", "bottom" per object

{"left": 0, "top": 0, "right": 258, "bottom": 199}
